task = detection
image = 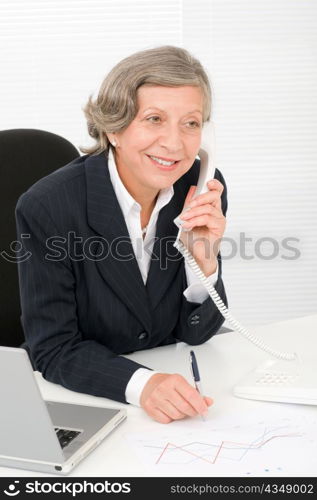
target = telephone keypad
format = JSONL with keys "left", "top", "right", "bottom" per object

{"left": 256, "top": 372, "right": 299, "bottom": 385}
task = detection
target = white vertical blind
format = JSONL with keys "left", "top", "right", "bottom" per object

{"left": 1, "top": 0, "right": 316, "bottom": 327}
{"left": 0, "top": 0, "right": 182, "bottom": 149}
{"left": 183, "top": 0, "right": 317, "bottom": 327}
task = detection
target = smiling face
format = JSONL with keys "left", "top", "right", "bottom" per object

{"left": 109, "top": 85, "right": 204, "bottom": 202}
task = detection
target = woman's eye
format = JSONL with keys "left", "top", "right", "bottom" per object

{"left": 186, "top": 121, "right": 200, "bottom": 128}
{"left": 147, "top": 116, "right": 161, "bottom": 123}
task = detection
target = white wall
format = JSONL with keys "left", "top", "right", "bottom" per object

{"left": 1, "top": 0, "right": 316, "bottom": 327}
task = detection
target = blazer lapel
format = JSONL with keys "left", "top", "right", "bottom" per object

{"left": 85, "top": 153, "right": 152, "bottom": 334}
{"left": 145, "top": 189, "right": 183, "bottom": 311}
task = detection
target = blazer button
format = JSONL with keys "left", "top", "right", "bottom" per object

{"left": 138, "top": 331, "right": 148, "bottom": 340}
{"left": 191, "top": 314, "right": 200, "bottom": 321}
{"left": 190, "top": 320, "right": 200, "bottom": 326}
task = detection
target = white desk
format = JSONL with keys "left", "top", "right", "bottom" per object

{"left": 1, "top": 314, "right": 317, "bottom": 477}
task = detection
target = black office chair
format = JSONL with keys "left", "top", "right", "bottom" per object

{"left": 0, "top": 129, "right": 79, "bottom": 347}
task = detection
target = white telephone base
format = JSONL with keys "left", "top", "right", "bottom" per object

{"left": 233, "top": 358, "right": 317, "bottom": 406}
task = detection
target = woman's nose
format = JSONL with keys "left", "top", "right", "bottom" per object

{"left": 158, "top": 125, "right": 183, "bottom": 153}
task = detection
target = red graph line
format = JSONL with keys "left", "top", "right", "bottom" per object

{"left": 156, "top": 441, "right": 216, "bottom": 465}
{"left": 212, "top": 440, "right": 224, "bottom": 464}
{"left": 155, "top": 432, "right": 300, "bottom": 465}
{"left": 155, "top": 442, "right": 171, "bottom": 465}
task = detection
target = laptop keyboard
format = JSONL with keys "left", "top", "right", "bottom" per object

{"left": 54, "top": 428, "right": 81, "bottom": 449}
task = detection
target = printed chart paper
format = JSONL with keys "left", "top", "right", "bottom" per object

{"left": 125, "top": 407, "right": 317, "bottom": 476}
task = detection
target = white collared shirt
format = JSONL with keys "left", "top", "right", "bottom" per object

{"left": 107, "top": 148, "right": 218, "bottom": 405}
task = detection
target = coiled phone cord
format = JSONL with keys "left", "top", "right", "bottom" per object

{"left": 174, "top": 239, "right": 296, "bottom": 362}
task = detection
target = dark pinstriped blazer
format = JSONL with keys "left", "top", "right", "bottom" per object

{"left": 15, "top": 152, "right": 228, "bottom": 403}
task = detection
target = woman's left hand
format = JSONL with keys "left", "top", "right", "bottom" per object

{"left": 178, "top": 179, "right": 226, "bottom": 277}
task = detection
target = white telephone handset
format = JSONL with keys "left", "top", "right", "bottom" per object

{"left": 192, "top": 120, "right": 216, "bottom": 199}
{"left": 172, "top": 122, "right": 317, "bottom": 407}
{"left": 173, "top": 121, "right": 215, "bottom": 234}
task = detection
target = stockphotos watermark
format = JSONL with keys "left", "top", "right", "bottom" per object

{"left": 3, "top": 480, "right": 131, "bottom": 496}
{"left": 0, "top": 231, "right": 301, "bottom": 266}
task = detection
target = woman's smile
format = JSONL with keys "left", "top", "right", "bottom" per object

{"left": 146, "top": 153, "right": 181, "bottom": 170}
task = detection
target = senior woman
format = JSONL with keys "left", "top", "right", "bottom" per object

{"left": 16, "top": 46, "right": 228, "bottom": 424}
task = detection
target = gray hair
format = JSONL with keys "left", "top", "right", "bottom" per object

{"left": 81, "top": 45, "right": 212, "bottom": 155}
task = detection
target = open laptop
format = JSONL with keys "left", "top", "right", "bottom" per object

{"left": 0, "top": 346, "right": 127, "bottom": 475}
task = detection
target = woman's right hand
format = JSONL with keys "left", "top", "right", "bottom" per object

{"left": 140, "top": 373, "right": 213, "bottom": 423}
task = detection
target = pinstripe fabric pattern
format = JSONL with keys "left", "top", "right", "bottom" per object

{"left": 15, "top": 152, "right": 228, "bottom": 403}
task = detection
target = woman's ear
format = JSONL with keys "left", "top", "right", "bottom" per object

{"left": 106, "top": 133, "right": 117, "bottom": 147}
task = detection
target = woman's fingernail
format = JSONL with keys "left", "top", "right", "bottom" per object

{"left": 180, "top": 211, "right": 190, "bottom": 220}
